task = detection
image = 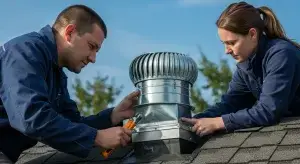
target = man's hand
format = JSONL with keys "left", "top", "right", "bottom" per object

{"left": 111, "top": 90, "right": 140, "bottom": 125}
{"left": 181, "top": 117, "right": 225, "bottom": 136}
{"left": 95, "top": 127, "right": 132, "bottom": 149}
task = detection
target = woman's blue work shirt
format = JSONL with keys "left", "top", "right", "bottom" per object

{"left": 0, "top": 25, "right": 115, "bottom": 162}
{"left": 194, "top": 35, "right": 300, "bottom": 132}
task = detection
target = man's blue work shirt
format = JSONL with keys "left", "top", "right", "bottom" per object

{"left": 194, "top": 35, "right": 300, "bottom": 131}
{"left": 0, "top": 25, "right": 115, "bottom": 162}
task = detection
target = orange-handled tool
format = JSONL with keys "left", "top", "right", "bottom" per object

{"left": 101, "top": 114, "right": 142, "bottom": 159}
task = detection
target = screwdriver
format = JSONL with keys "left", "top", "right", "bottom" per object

{"left": 101, "top": 114, "right": 142, "bottom": 159}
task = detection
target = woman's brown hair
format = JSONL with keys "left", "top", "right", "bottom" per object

{"left": 216, "top": 1, "right": 300, "bottom": 48}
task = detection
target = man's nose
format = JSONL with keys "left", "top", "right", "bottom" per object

{"left": 88, "top": 53, "right": 96, "bottom": 63}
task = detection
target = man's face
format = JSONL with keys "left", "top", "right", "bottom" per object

{"left": 218, "top": 28, "right": 257, "bottom": 63}
{"left": 63, "top": 23, "right": 105, "bottom": 73}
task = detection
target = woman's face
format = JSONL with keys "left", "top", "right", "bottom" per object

{"left": 218, "top": 28, "right": 258, "bottom": 63}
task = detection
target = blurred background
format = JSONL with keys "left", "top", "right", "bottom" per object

{"left": 1, "top": 0, "right": 300, "bottom": 115}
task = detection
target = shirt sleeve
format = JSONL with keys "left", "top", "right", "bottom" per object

{"left": 194, "top": 69, "right": 256, "bottom": 119}
{"left": 0, "top": 42, "right": 97, "bottom": 158}
{"left": 221, "top": 47, "right": 300, "bottom": 131}
{"left": 59, "top": 81, "right": 119, "bottom": 129}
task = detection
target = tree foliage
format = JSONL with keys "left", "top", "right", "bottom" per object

{"left": 191, "top": 47, "right": 233, "bottom": 113}
{"left": 72, "top": 73, "right": 123, "bottom": 116}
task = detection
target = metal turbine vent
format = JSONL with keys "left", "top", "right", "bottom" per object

{"left": 128, "top": 52, "right": 199, "bottom": 162}
{"left": 129, "top": 52, "right": 198, "bottom": 86}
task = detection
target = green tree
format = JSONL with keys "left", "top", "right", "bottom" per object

{"left": 191, "top": 47, "right": 233, "bottom": 113}
{"left": 191, "top": 87, "right": 209, "bottom": 113}
{"left": 72, "top": 73, "right": 123, "bottom": 116}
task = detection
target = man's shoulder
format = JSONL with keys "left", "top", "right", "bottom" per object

{"left": 3, "top": 31, "right": 44, "bottom": 51}
{"left": 1, "top": 30, "right": 54, "bottom": 65}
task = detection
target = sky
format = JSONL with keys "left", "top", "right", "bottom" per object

{"left": 1, "top": 0, "right": 300, "bottom": 106}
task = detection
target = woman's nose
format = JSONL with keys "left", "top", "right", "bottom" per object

{"left": 225, "top": 46, "right": 232, "bottom": 54}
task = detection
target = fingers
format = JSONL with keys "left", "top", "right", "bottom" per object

{"left": 181, "top": 117, "right": 197, "bottom": 125}
{"left": 120, "top": 128, "right": 132, "bottom": 147}
{"left": 126, "top": 90, "right": 140, "bottom": 100}
{"left": 121, "top": 91, "right": 139, "bottom": 107}
{"left": 124, "top": 110, "right": 135, "bottom": 119}
{"left": 185, "top": 119, "right": 203, "bottom": 136}
{"left": 193, "top": 124, "right": 210, "bottom": 137}
{"left": 118, "top": 90, "right": 140, "bottom": 110}
{"left": 196, "top": 125, "right": 202, "bottom": 136}
{"left": 132, "top": 96, "right": 139, "bottom": 105}
{"left": 192, "top": 124, "right": 198, "bottom": 132}
{"left": 122, "top": 132, "right": 131, "bottom": 144}
{"left": 191, "top": 123, "right": 203, "bottom": 136}
{"left": 121, "top": 100, "right": 132, "bottom": 108}
{"left": 123, "top": 127, "right": 132, "bottom": 136}
{"left": 120, "top": 137, "right": 127, "bottom": 147}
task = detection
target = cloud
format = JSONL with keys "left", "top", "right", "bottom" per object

{"left": 111, "top": 29, "right": 201, "bottom": 62}
{"left": 178, "top": 0, "right": 232, "bottom": 7}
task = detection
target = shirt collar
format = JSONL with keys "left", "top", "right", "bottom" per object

{"left": 38, "top": 25, "right": 59, "bottom": 66}
{"left": 237, "top": 34, "right": 267, "bottom": 72}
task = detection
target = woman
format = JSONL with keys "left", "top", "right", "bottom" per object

{"left": 182, "top": 1, "right": 300, "bottom": 136}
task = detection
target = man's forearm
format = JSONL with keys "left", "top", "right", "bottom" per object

{"left": 5, "top": 100, "right": 98, "bottom": 158}
{"left": 80, "top": 107, "right": 121, "bottom": 129}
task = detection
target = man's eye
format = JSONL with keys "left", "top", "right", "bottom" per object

{"left": 228, "top": 42, "right": 235, "bottom": 45}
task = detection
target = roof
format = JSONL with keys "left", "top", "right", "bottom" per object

{"left": 17, "top": 116, "right": 300, "bottom": 164}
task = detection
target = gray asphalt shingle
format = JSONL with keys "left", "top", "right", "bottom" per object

{"left": 229, "top": 146, "right": 277, "bottom": 163}
{"left": 16, "top": 116, "right": 300, "bottom": 164}
{"left": 200, "top": 132, "right": 251, "bottom": 149}
{"left": 241, "top": 131, "right": 286, "bottom": 147}
{"left": 192, "top": 148, "right": 238, "bottom": 164}
{"left": 280, "top": 129, "right": 300, "bottom": 145}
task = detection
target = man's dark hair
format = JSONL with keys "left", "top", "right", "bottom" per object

{"left": 52, "top": 4, "right": 107, "bottom": 38}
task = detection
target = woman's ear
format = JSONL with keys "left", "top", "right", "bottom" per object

{"left": 248, "top": 28, "right": 258, "bottom": 40}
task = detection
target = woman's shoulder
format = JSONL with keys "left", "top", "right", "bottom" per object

{"left": 264, "top": 38, "right": 300, "bottom": 62}
{"left": 258, "top": 38, "right": 300, "bottom": 74}
{"left": 267, "top": 38, "right": 300, "bottom": 53}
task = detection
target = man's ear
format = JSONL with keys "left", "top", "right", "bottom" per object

{"left": 248, "top": 28, "right": 258, "bottom": 40}
{"left": 64, "top": 24, "right": 76, "bottom": 42}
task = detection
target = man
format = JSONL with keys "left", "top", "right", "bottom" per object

{"left": 0, "top": 4, "right": 139, "bottom": 163}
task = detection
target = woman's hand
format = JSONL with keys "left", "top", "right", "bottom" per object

{"left": 181, "top": 117, "right": 225, "bottom": 136}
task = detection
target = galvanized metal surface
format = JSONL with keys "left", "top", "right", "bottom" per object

{"left": 128, "top": 51, "right": 199, "bottom": 155}
{"left": 129, "top": 52, "right": 198, "bottom": 85}
{"left": 132, "top": 122, "right": 196, "bottom": 142}
{"left": 135, "top": 79, "right": 192, "bottom": 106}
